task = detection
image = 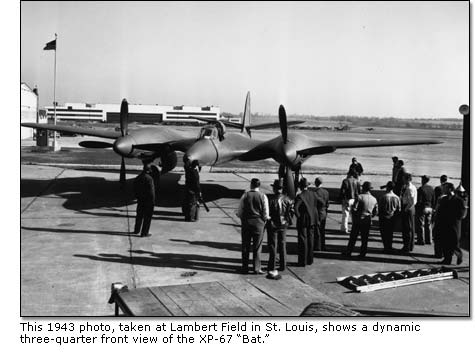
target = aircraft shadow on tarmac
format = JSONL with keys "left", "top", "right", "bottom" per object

{"left": 21, "top": 171, "right": 243, "bottom": 215}
{"left": 74, "top": 251, "right": 242, "bottom": 274}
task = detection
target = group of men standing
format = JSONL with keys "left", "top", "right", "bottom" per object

{"left": 132, "top": 154, "right": 467, "bottom": 275}
{"left": 236, "top": 176, "right": 329, "bottom": 279}
{"left": 340, "top": 156, "right": 467, "bottom": 265}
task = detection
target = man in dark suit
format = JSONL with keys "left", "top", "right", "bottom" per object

{"left": 266, "top": 179, "right": 294, "bottom": 278}
{"left": 434, "top": 175, "right": 451, "bottom": 203}
{"left": 348, "top": 157, "right": 364, "bottom": 178}
{"left": 432, "top": 175, "right": 453, "bottom": 258}
{"left": 133, "top": 161, "right": 156, "bottom": 237}
{"left": 183, "top": 159, "right": 202, "bottom": 221}
{"left": 434, "top": 183, "right": 467, "bottom": 265}
{"left": 378, "top": 181, "right": 400, "bottom": 253}
{"left": 294, "top": 178, "right": 319, "bottom": 266}
{"left": 394, "top": 160, "right": 407, "bottom": 196}
{"left": 313, "top": 177, "right": 330, "bottom": 251}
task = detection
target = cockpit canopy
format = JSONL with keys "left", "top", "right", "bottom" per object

{"left": 198, "top": 125, "right": 218, "bottom": 139}
{"left": 198, "top": 122, "right": 225, "bottom": 141}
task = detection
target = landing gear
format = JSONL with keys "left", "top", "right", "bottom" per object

{"left": 150, "top": 164, "right": 161, "bottom": 206}
{"left": 279, "top": 164, "right": 301, "bottom": 199}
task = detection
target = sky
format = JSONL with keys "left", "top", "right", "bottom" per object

{"left": 20, "top": 1, "right": 468, "bottom": 118}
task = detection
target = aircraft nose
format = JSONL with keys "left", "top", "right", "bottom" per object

{"left": 283, "top": 142, "right": 298, "bottom": 167}
{"left": 113, "top": 136, "right": 135, "bottom": 157}
{"left": 184, "top": 140, "right": 218, "bottom": 166}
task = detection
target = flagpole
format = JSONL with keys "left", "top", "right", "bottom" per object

{"left": 53, "top": 33, "right": 58, "bottom": 151}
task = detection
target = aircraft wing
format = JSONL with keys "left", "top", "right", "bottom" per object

{"left": 297, "top": 138, "right": 443, "bottom": 156}
{"left": 247, "top": 120, "right": 304, "bottom": 130}
{"left": 21, "top": 122, "right": 122, "bottom": 139}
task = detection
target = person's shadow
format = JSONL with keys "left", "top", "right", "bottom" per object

{"left": 74, "top": 250, "right": 242, "bottom": 274}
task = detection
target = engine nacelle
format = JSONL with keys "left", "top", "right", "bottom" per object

{"left": 160, "top": 150, "right": 178, "bottom": 174}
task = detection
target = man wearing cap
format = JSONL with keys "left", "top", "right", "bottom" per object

{"left": 312, "top": 177, "right": 330, "bottom": 251}
{"left": 434, "top": 183, "right": 466, "bottom": 265}
{"left": 236, "top": 178, "right": 270, "bottom": 274}
{"left": 400, "top": 173, "right": 417, "bottom": 252}
{"left": 415, "top": 175, "right": 435, "bottom": 245}
{"left": 342, "top": 181, "right": 378, "bottom": 258}
{"left": 133, "top": 161, "right": 156, "bottom": 237}
{"left": 339, "top": 170, "right": 360, "bottom": 233}
{"left": 266, "top": 179, "right": 294, "bottom": 278}
{"left": 294, "top": 178, "right": 319, "bottom": 266}
{"left": 378, "top": 181, "right": 400, "bottom": 253}
{"left": 348, "top": 157, "right": 364, "bottom": 178}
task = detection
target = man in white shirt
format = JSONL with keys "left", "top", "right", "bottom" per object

{"left": 400, "top": 173, "right": 417, "bottom": 253}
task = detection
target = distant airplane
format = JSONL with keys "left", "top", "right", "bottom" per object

{"left": 22, "top": 92, "right": 442, "bottom": 198}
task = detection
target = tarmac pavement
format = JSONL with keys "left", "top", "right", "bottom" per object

{"left": 20, "top": 164, "right": 469, "bottom": 316}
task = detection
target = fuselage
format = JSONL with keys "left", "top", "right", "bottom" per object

{"left": 184, "top": 132, "right": 261, "bottom": 166}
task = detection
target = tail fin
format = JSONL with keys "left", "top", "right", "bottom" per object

{"left": 241, "top": 91, "right": 251, "bottom": 138}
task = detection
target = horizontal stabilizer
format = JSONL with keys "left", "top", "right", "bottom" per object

{"left": 188, "top": 116, "right": 242, "bottom": 129}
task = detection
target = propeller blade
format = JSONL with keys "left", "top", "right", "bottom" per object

{"left": 120, "top": 99, "right": 129, "bottom": 136}
{"left": 284, "top": 167, "right": 295, "bottom": 199}
{"left": 279, "top": 105, "right": 288, "bottom": 144}
{"left": 78, "top": 140, "right": 114, "bottom": 149}
{"left": 120, "top": 157, "right": 126, "bottom": 184}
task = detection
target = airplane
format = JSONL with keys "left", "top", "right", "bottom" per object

{"left": 22, "top": 92, "right": 442, "bottom": 198}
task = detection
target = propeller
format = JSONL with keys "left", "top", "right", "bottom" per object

{"left": 279, "top": 105, "right": 288, "bottom": 144}
{"left": 120, "top": 99, "right": 129, "bottom": 136}
{"left": 118, "top": 99, "right": 129, "bottom": 184}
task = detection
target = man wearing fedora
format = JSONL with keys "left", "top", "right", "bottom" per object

{"left": 343, "top": 181, "right": 378, "bottom": 258}
{"left": 294, "top": 178, "right": 319, "bottom": 266}
{"left": 415, "top": 175, "right": 435, "bottom": 245}
{"left": 266, "top": 179, "right": 294, "bottom": 279}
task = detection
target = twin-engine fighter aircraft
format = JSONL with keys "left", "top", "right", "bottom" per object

{"left": 22, "top": 92, "right": 442, "bottom": 198}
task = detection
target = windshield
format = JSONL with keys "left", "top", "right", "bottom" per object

{"left": 198, "top": 126, "right": 217, "bottom": 139}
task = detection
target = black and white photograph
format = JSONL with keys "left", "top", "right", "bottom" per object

{"left": 20, "top": 1, "right": 469, "bottom": 319}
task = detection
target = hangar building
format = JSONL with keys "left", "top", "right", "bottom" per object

{"left": 45, "top": 102, "right": 220, "bottom": 124}
{"left": 21, "top": 83, "right": 37, "bottom": 139}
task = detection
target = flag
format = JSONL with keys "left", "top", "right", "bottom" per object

{"left": 43, "top": 39, "right": 56, "bottom": 51}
